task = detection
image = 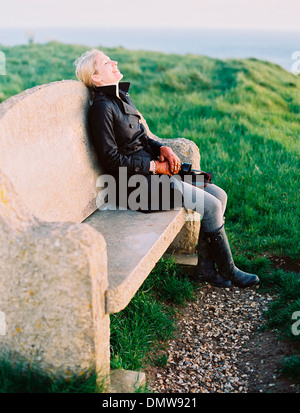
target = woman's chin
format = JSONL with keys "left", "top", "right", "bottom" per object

{"left": 117, "top": 72, "right": 124, "bottom": 81}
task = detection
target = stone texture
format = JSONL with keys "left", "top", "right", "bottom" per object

{"left": 167, "top": 211, "right": 201, "bottom": 255}
{"left": 0, "top": 169, "right": 110, "bottom": 382}
{"left": 0, "top": 80, "right": 101, "bottom": 223}
{"left": 110, "top": 369, "right": 146, "bottom": 393}
{"left": 84, "top": 208, "right": 186, "bottom": 314}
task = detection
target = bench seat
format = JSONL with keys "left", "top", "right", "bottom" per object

{"left": 84, "top": 208, "right": 186, "bottom": 314}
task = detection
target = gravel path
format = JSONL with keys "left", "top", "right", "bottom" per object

{"left": 145, "top": 284, "right": 299, "bottom": 393}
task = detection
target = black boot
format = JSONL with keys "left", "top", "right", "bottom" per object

{"left": 206, "top": 226, "right": 259, "bottom": 288}
{"left": 193, "top": 227, "right": 232, "bottom": 288}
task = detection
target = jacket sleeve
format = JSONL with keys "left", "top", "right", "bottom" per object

{"left": 136, "top": 110, "right": 163, "bottom": 158}
{"left": 142, "top": 135, "right": 163, "bottom": 158}
{"left": 89, "top": 102, "right": 151, "bottom": 175}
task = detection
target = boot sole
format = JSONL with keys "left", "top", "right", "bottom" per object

{"left": 193, "top": 276, "right": 232, "bottom": 288}
{"left": 232, "top": 279, "right": 260, "bottom": 288}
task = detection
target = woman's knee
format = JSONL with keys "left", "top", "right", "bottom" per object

{"left": 211, "top": 197, "right": 224, "bottom": 219}
{"left": 205, "top": 184, "right": 227, "bottom": 213}
{"left": 202, "top": 196, "right": 224, "bottom": 232}
{"left": 220, "top": 188, "right": 227, "bottom": 212}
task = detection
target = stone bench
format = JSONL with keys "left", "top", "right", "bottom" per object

{"left": 0, "top": 80, "right": 200, "bottom": 391}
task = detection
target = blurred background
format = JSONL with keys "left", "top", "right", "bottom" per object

{"left": 0, "top": 0, "right": 300, "bottom": 72}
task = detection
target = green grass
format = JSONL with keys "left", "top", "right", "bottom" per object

{"left": 0, "top": 41, "right": 299, "bottom": 391}
{"left": 260, "top": 268, "right": 300, "bottom": 340}
{"left": 110, "top": 257, "right": 196, "bottom": 371}
{"left": 0, "top": 359, "right": 101, "bottom": 393}
{"left": 280, "top": 355, "right": 300, "bottom": 384}
{"left": 259, "top": 268, "right": 300, "bottom": 386}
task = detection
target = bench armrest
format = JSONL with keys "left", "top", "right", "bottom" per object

{"left": 0, "top": 169, "right": 110, "bottom": 381}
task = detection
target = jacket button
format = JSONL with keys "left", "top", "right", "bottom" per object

{"left": 129, "top": 123, "right": 134, "bottom": 128}
{"left": 138, "top": 119, "right": 142, "bottom": 124}
{"left": 135, "top": 166, "right": 140, "bottom": 172}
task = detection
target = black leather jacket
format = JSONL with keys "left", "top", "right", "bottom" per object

{"left": 88, "top": 82, "right": 163, "bottom": 175}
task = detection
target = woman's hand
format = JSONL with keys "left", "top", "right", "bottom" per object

{"left": 154, "top": 160, "right": 172, "bottom": 175}
{"left": 159, "top": 146, "right": 181, "bottom": 174}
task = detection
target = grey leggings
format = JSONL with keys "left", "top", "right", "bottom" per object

{"left": 201, "top": 183, "right": 227, "bottom": 232}
{"left": 174, "top": 180, "right": 227, "bottom": 233}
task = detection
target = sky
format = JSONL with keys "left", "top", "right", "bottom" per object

{"left": 1, "top": 0, "right": 300, "bottom": 31}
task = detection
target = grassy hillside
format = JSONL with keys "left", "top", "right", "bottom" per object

{"left": 0, "top": 42, "right": 299, "bottom": 391}
{"left": 1, "top": 41, "right": 299, "bottom": 258}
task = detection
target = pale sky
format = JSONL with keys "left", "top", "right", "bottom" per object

{"left": 1, "top": 0, "right": 300, "bottom": 31}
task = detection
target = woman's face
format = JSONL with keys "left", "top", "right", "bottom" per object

{"left": 92, "top": 52, "right": 123, "bottom": 86}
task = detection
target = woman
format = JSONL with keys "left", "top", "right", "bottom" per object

{"left": 74, "top": 49, "right": 259, "bottom": 289}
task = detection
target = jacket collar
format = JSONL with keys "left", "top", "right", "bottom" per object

{"left": 93, "top": 82, "right": 140, "bottom": 117}
{"left": 93, "top": 82, "right": 131, "bottom": 98}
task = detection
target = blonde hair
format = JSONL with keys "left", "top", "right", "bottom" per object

{"left": 74, "top": 49, "right": 101, "bottom": 88}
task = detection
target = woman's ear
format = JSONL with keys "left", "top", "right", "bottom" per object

{"left": 91, "top": 73, "right": 102, "bottom": 86}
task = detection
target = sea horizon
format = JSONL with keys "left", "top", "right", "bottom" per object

{"left": 1, "top": 26, "right": 299, "bottom": 72}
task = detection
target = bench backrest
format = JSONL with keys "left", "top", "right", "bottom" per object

{"left": 0, "top": 80, "right": 101, "bottom": 223}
